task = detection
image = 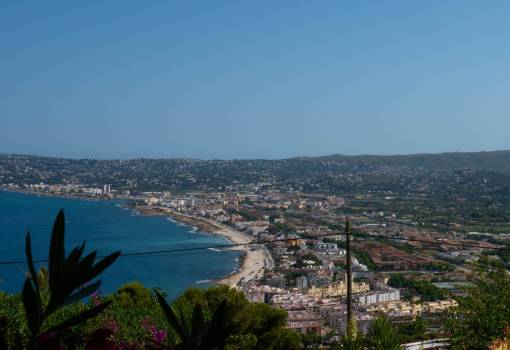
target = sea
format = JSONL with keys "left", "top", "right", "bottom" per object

{"left": 0, "top": 190, "right": 240, "bottom": 300}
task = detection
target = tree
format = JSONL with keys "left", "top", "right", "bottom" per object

{"left": 115, "top": 282, "right": 153, "bottom": 307}
{"left": 445, "top": 262, "right": 510, "bottom": 349}
{"left": 331, "top": 333, "right": 364, "bottom": 350}
{"left": 388, "top": 274, "right": 446, "bottom": 301}
{"left": 330, "top": 319, "right": 364, "bottom": 350}
{"left": 365, "top": 317, "right": 403, "bottom": 350}
{"left": 157, "top": 286, "right": 302, "bottom": 350}
{"left": 397, "top": 316, "right": 429, "bottom": 343}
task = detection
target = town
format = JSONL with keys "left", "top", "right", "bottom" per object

{"left": 3, "top": 156, "right": 510, "bottom": 347}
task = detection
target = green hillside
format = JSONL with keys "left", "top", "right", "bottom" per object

{"left": 310, "top": 150, "right": 510, "bottom": 173}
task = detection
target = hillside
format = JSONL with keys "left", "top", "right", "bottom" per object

{"left": 2, "top": 151, "right": 510, "bottom": 194}
{"left": 309, "top": 150, "right": 510, "bottom": 173}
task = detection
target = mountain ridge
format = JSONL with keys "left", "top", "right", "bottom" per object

{"left": 2, "top": 150, "right": 510, "bottom": 172}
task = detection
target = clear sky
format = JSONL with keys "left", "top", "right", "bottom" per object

{"left": 1, "top": 1, "right": 510, "bottom": 159}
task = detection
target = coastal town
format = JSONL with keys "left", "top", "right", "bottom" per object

{"left": 3, "top": 176, "right": 509, "bottom": 345}
{"left": 4, "top": 1, "right": 510, "bottom": 347}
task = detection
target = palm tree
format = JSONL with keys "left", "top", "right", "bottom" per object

{"left": 336, "top": 334, "right": 364, "bottom": 350}
{"left": 365, "top": 317, "right": 403, "bottom": 350}
{"left": 331, "top": 319, "right": 364, "bottom": 350}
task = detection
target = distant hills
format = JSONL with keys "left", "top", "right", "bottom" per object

{"left": 2, "top": 150, "right": 510, "bottom": 193}
{"left": 3, "top": 150, "right": 510, "bottom": 173}
{"left": 299, "top": 150, "right": 510, "bottom": 173}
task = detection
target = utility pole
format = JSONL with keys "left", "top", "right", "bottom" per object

{"left": 345, "top": 217, "right": 353, "bottom": 335}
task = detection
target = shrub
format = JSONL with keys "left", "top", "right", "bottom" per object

{"left": 0, "top": 209, "right": 120, "bottom": 349}
{"left": 445, "top": 264, "right": 510, "bottom": 349}
{"left": 115, "top": 282, "right": 153, "bottom": 307}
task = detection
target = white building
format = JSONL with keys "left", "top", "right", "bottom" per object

{"left": 357, "top": 288, "right": 400, "bottom": 306}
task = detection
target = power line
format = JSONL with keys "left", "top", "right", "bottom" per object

{"left": 1, "top": 229, "right": 509, "bottom": 266}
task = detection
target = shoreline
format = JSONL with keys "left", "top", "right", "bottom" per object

{"left": 0, "top": 187, "right": 113, "bottom": 202}
{"left": 0, "top": 188, "right": 274, "bottom": 287}
{"left": 134, "top": 205, "right": 274, "bottom": 287}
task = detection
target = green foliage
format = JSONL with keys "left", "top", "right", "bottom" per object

{"left": 256, "top": 328, "right": 302, "bottom": 350}
{"left": 1, "top": 284, "right": 168, "bottom": 347}
{"left": 397, "top": 317, "right": 429, "bottom": 343}
{"left": 273, "top": 223, "right": 292, "bottom": 234}
{"left": 492, "top": 242, "right": 510, "bottom": 268}
{"left": 330, "top": 319, "right": 363, "bottom": 350}
{"left": 115, "top": 281, "right": 153, "bottom": 307}
{"left": 0, "top": 209, "right": 120, "bottom": 349}
{"left": 0, "top": 293, "right": 26, "bottom": 348}
{"left": 330, "top": 316, "right": 406, "bottom": 350}
{"left": 445, "top": 264, "right": 510, "bottom": 349}
{"left": 388, "top": 274, "right": 447, "bottom": 301}
{"left": 299, "top": 332, "right": 322, "bottom": 349}
{"left": 365, "top": 317, "right": 403, "bottom": 350}
{"left": 0, "top": 210, "right": 298, "bottom": 348}
{"left": 353, "top": 250, "right": 376, "bottom": 270}
{"left": 161, "top": 286, "right": 301, "bottom": 350}
{"left": 103, "top": 286, "right": 167, "bottom": 343}
{"left": 156, "top": 290, "right": 234, "bottom": 350}
{"left": 331, "top": 333, "right": 364, "bottom": 350}
{"left": 1, "top": 283, "right": 302, "bottom": 350}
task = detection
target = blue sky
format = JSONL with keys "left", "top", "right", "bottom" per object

{"left": 1, "top": 1, "right": 510, "bottom": 159}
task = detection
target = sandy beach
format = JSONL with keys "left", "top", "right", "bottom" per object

{"left": 135, "top": 205, "right": 274, "bottom": 287}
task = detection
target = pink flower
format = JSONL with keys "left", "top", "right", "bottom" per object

{"left": 151, "top": 329, "right": 167, "bottom": 345}
{"left": 90, "top": 289, "right": 103, "bottom": 306}
{"left": 141, "top": 316, "right": 153, "bottom": 332}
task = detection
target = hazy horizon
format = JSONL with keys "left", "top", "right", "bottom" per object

{"left": 3, "top": 148, "right": 510, "bottom": 161}
{"left": 2, "top": 2, "right": 510, "bottom": 159}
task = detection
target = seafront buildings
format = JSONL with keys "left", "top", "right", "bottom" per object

{"left": 0, "top": 181, "right": 474, "bottom": 340}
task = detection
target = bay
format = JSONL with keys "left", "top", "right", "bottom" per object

{"left": 0, "top": 190, "right": 239, "bottom": 300}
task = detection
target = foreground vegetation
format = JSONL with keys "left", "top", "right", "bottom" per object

{"left": 1, "top": 210, "right": 510, "bottom": 349}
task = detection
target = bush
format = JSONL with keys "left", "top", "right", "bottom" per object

{"left": 114, "top": 282, "right": 153, "bottom": 307}
{"left": 388, "top": 274, "right": 447, "bottom": 301}
{"left": 0, "top": 209, "right": 120, "bottom": 349}
{"left": 445, "top": 263, "right": 510, "bottom": 349}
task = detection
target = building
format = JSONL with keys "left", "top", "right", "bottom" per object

{"left": 318, "top": 304, "right": 373, "bottom": 335}
{"left": 308, "top": 281, "right": 370, "bottom": 298}
{"left": 286, "top": 308, "right": 323, "bottom": 335}
{"left": 266, "top": 273, "right": 286, "bottom": 289}
{"left": 357, "top": 288, "right": 400, "bottom": 306}
{"left": 314, "top": 242, "right": 340, "bottom": 252}
{"left": 296, "top": 276, "right": 308, "bottom": 290}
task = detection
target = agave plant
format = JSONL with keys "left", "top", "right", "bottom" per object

{"left": 335, "top": 320, "right": 364, "bottom": 350}
{"left": 20, "top": 209, "right": 121, "bottom": 349}
{"left": 155, "top": 291, "right": 234, "bottom": 350}
{"left": 365, "top": 317, "right": 403, "bottom": 350}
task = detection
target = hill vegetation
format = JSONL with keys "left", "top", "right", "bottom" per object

{"left": 313, "top": 150, "right": 510, "bottom": 173}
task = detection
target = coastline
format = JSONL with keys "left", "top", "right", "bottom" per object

{"left": 134, "top": 205, "right": 274, "bottom": 287}
{"left": 0, "top": 188, "right": 274, "bottom": 287}
{"left": 0, "top": 187, "right": 110, "bottom": 202}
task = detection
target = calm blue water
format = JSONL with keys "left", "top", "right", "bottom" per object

{"left": 0, "top": 190, "right": 239, "bottom": 299}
